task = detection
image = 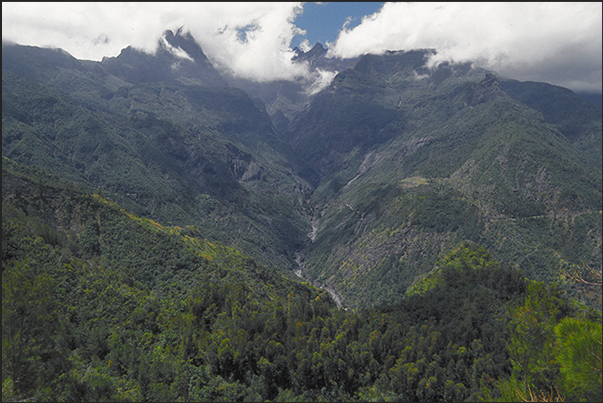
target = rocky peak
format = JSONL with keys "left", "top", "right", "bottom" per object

{"left": 292, "top": 42, "right": 327, "bottom": 63}
{"left": 161, "top": 28, "right": 211, "bottom": 66}
{"left": 466, "top": 73, "right": 504, "bottom": 106}
{"left": 100, "top": 28, "right": 227, "bottom": 86}
{"left": 307, "top": 42, "right": 327, "bottom": 57}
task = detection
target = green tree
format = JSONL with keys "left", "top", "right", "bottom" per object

{"left": 507, "top": 281, "right": 564, "bottom": 395}
{"left": 2, "top": 258, "right": 61, "bottom": 400}
{"left": 555, "top": 316, "right": 602, "bottom": 401}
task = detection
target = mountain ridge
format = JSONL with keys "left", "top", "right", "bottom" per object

{"left": 2, "top": 31, "right": 314, "bottom": 275}
{"left": 2, "top": 29, "right": 601, "bottom": 310}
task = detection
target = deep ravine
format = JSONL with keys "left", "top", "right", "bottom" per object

{"left": 293, "top": 211, "right": 346, "bottom": 309}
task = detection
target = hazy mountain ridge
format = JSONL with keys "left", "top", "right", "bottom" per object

{"left": 226, "top": 41, "right": 359, "bottom": 125}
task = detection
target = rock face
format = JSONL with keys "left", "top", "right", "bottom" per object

{"left": 163, "top": 28, "right": 212, "bottom": 65}
{"left": 292, "top": 42, "right": 327, "bottom": 62}
{"left": 227, "top": 42, "right": 358, "bottom": 123}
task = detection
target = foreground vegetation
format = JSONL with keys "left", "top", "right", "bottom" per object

{"left": 3, "top": 159, "right": 601, "bottom": 402}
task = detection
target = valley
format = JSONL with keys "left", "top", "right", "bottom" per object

{"left": 3, "top": 31, "right": 601, "bottom": 309}
{"left": 2, "top": 28, "right": 601, "bottom": 401}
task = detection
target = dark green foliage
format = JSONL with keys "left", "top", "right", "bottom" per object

{"left": 501, "top": 79, "right": 603, "bottom": 167}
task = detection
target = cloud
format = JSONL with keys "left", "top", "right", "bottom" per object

{"left": 2, "top": 2, "right": 309, "bottom": 82}
{"left": 2, "top": 3, "right": 165, "bottom": 61}
{"left": 186, "top": 2, "right": 310, "bottom": 82}
{"left": 2, "top": 2, "right": 602, "bottom": 93}
{"left": 306, "top": 69, "right": 339, "bottom": 95}
{"left": 328, "top": 2, "right": 602, "bottom": 93}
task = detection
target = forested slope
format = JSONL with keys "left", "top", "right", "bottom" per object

{"left": 3, "top": 158, "right": 601, "bottom": 401}
{"left": 287, "top": 50, "right": 602, "bottom": 309}
{"left": 3, "top": 35, "right": 601, "bottom": 311}
{"left": 2, "top": 31, "right": 602, "bottom": 401}
{"left": 2, "top": 38, "right": 313, "bottom": 275}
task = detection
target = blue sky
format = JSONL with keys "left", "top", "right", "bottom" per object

{"left": 292, "top": 2, "right": 384, "bottom": 49}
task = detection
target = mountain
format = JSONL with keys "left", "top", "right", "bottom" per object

{"left": 2, "top": 29, "right": 602, "bottom": 402}
{"left": 5, "top": 156, "right": 600, "bottom": 402}
{"left": 292, "top": 42, "right": 359, "bottom": 73}
{"left": 2, "top": 31, "right": 601, "bottom": 311}
{"left": 286, "top": 49, "right": 602, "bottom": 309}
{"left": 100, "top": 28, "right": 227, "bottom": 86}
{"left": 500, "top": 79, "right": 602, "bottom": 166}
{"left": 225, "top": 42, "right": 358, "bottom": 126}
{"left": 293, "top": 42, "right": 328, "bottom": 60}
{"left": 2, "top": 30, "right": 314, "bottom": 274}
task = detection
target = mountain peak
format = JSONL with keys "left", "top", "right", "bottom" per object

{"left": 310, "top": 42, "right": 326, "bottom": 53}
{"left": 292, "top": 42, "right": 327, "bottom": 62}
{"left": 100, "top": 28, "right": 226, "bottom": 86}
{"left": 161, "top": 28, "right": 210, "bottom": 65}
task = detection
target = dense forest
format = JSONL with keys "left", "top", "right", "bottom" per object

{"left": 2, "top": 158, "right": 601, "bottom": 402}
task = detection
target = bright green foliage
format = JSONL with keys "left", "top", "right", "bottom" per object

{"left": 496, "top": 280, "right": 602, "bottom": 402}
{"left": 555, "top": 316, "right": 602, "bottom": 401}
{"left": 506, "top": 281, "right": 567, "bottom": 395}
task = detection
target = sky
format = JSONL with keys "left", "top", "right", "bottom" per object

{"left": 291, "top": 2, "right": 384, "bottom": 50}
{"left": 2, "top": 2, "right": 602, "bottom": 93}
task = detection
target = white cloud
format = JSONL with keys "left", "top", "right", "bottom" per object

{"left": 328, "top": 2, "right": 602, "bottom": 93}
{"left": 2, "top": 2, "right": 602, "bottom": 92}
{"left": 161, "top": 36, "right": 194, "bottom": 61}
{"left": 2, "top": 2, "right": 309, "bottom": 82}
{"left": 297, "top": 39, "right": 312, "bottom": 52}
{"left": 181, "top": 2, "right": 310, "bottom": 81}
{"left": 306, "top": 69, "right": 339, "bottom": 95}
